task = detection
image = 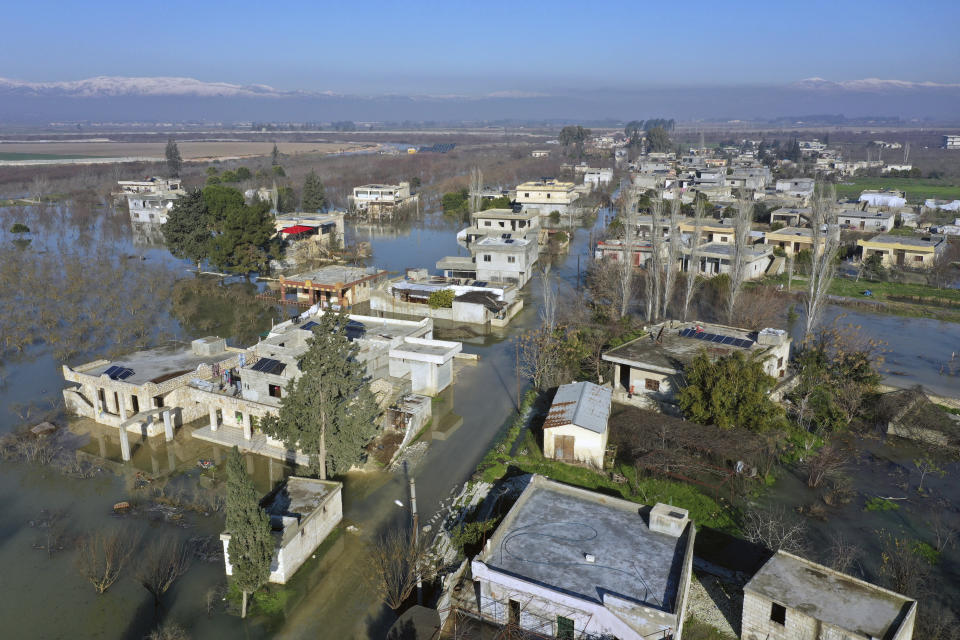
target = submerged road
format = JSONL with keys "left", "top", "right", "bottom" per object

{"left": 276, "top": 215, "right": 600, "bottom": 639}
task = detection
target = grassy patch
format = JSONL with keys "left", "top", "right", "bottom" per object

{"left": 864, "top": 496, "right": 900, "bottom": 512}
{"left": 834, "top": 177, "right": 960, "bottom": 203}
{"left": 683, "top": 618, "right": 738, "bottom": 640}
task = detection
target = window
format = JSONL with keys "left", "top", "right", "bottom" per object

{"left": 546, "top": 193, "right": 551, "bottom": 198}
{"left": 483, "top": 255, "right": 492, "bottom": 262}
{"left": 484, "top": 221, "right": 492, "bottom": 227}
{"left": 508, "top": 599, "right": 520, "bottom": 625}
{"left": 914, "top": 255, "right": 923, "bottom": 262}
{"left": 269, "top": 384, "right": 282, "bottom": 398}
{"left": 777, "top": 357, "right": 783, "bottom": 368}
{"left": 235, "top": 411, "right": 243, "bottom": 423}
{"left": 524, "top": 193, "right": 530, "bottom": 197}
{"left": 770, "top": 602, "right": 786, "bottom": 625}
{"left": 557, "top": 616, "right": 574, "bottom": 639}
{"left": 508, "top": 256, "right": 516, "bottom": 264}
{"left": 645, "top": 378, "right": 660, "bottom": 391}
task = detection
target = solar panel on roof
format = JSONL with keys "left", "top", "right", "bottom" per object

{"left": 251, "top": 358, "right": 285, "bottom": 375}
{"left": 300, "top": 321, "right": 319, "bottom": 331}
{"left": 104, "top": 365, "right": 134, "bottom": 380}
{"left": 711, "top": 334, "right": 725, "bottom": 343}
{"left": 721, "top": 336, "right": 736, "bottom": 345}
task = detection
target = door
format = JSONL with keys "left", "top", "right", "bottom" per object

{"left": 131, "top": 395, "right": 139, "bottom": 414}
{"left": 555, "top": 435, "right": 575, "bottom": 461}
{"left": 508, "top": 599, "right": 520, "bottom": 625}
{"left": 619, "top": 365, "right": 631, "bottom": 392}
{"left": 896, "top": 250, "right": 905, "bottom": 266}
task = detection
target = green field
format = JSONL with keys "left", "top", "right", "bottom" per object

{"left": 0, "top": 152, "right": 98, "bottom": 160}
{"left": 834, "top": 177, "right": 960, "bottom": 203}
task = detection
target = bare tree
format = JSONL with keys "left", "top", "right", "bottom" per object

{"left": 146, "top": 623, "right": 190, "bottom": 640}
{"left": 76, "top": 526, "right": 142, "bottom": 594}
{"left": 30, "top": 175, "right": 50, "bottom": 203}
{"left": 742, "top": 505, "right": 807, "bottom": 553}
{"left": 726, "top": 192, "right": 754, "bottom": 322}
{"left": 645, "top": 190, "right": 665, "bottom": 322}
{"left": 468, "top": 167, "right": 483, "bottom": 215}
{"left": 538, "top": 265, "right": 556, "bottom": 330}
{"left": 879, "top": 533, "right": 929, "bottom": 596}
{"left": 366, "top": 528, "right": 436, "bottom": 610}
{"left": 926, "top": 511, "right": 957, "bottom": 553}
{"left": 617, "top": 188, "right": 639, "bottom": 319}
{"left": 802, "top": 444, "right": 847, "bottom": 489}
{"left": 682, "top": 197, "right": 706, "bottom": 320}
{"left": 827, "top": 532, "right": 862, "bottom": 575}
{"left": 803, "top": 183, "right": 840, "bottom": 340}
{"left": 137, "top": 538, "right": 193, "bottom": 610}
{"left": 661, "top": 191, "right": 682, "bottom": 319}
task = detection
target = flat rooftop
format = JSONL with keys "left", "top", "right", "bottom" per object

{"left": 695, "top": 242, "right": 771, "bottom": 259}
{"left": 480, "top": 478, "right": 687, "bottom": 611}
{"left": 603, "top": 322, "right": 759, "bottom": 372}
{"left": 473, "top": 209, "right": 536, "bottom": 220}
{"left": 745, "top": 551, "right": 914, "bottom": 638}
{"left": 284, "top": 265, "right": 383, "bottom": 285}
{"left": 267, "top": 477, "right": 340, "bottom": 545}
{"left": 83, "top": 343, "right": 232, "bottom": 385}
{"left": 767, "top": 226, "right": 813, "bottom": 238}
{"left": 860, "top": 233, "right": 944, "bottom": 248}
{"left": 476, "top": 236, "right": 531, "bottom": 247}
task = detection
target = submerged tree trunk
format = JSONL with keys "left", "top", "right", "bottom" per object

{"left": 242, "top": 590, "right": 248, "bottom": 619}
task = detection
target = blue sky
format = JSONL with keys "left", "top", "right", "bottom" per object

{"left": 4, "top": 0, "right": 959, "bottom": 94}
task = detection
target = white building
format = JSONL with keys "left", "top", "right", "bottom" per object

{"left": 471, "top": 476, "right": 695, "bottom": 640}
{"left": 472, "top": 236, "right": 539, "bottom": 286}
{"left": 583, "top": 167, "right": 614, "bottom": 188}
{"left": 222, "top": 477, "right": 342, "bottom": 584}
{"left": 775, "top": 178, "right": 815, "bottom": 199}
{"left": 838, "top": 209, "right": 895, "bottom": 232}
{"left": 118, "top": 177, "right": 185, "bottom": 223}
{"left": 603, "top": 322, "right": 791, "bottom": 408}
{"left": 943, "top": 134, "right": 960, "bottom": 150}
{"left": 348, "top": 182, "right": 418, "bottom": 216}
{"left": 514, "top": 179, "right": 580, "bottom": 216}
{"left": 542, "top": 381, "right": 612, "bottom": 468}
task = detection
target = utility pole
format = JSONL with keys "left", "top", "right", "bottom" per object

{"left": 409, "top": 476, "right": 421, "bottom": 605}
{"left": 515, "top": 340, "right": 521, "bottom": 413}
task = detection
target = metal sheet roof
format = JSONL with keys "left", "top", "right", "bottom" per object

{"left": 544, "top": 381, "right": 612, "bottom": 434}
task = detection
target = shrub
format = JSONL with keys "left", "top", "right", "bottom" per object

{"left": 428, "top": 289, "right": 455, "bottom": 309}
{"left": 10, "top": 223, "right": 30, "bottom": 234}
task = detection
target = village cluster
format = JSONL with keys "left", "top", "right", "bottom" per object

{"left": 53, "top": 127, "right": 960, "bottom": 640}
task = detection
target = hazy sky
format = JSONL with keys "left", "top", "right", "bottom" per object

{"left": 5, "top": 0, "right": 959, "bottom": 94}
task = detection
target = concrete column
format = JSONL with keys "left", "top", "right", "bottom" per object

{"left": 118, "top": 427, "right": 131, "bottom": 461}
{"left": 119, "top": 394, "right": 129, "bottom": 421}
{"left": 209, "top": 406, "right": 219, "bottom": 432}
{"left": 243, "top": 413, "right": 252, "bottom": 441}
{"left": 163, "top": 410, "right": 174, "bottom": 442}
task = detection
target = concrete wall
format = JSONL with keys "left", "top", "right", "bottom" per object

{"left": 542, "top": 424, "right": 607, "bottom": 468}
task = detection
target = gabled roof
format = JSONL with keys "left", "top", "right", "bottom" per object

{"left": 544, "top": 381, "right": 612, "bottom": 434}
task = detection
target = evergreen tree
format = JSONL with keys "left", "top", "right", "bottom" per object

{"left": 646, "top": 126, "right": 672, "bottom": 153}
{"left": 271, "top": 143, "right": 280, "bottom": 166}
{"left": 225, "top": 447, "right": 273, "bottom": 618}
{"left": 677, "top": 350, "right": 784, "bottom": 432}
{"left": 165, "top": 138, "right": 183, "bottom": 177}
{"left": 208, "top": 198, "right": 275, "bottom": 276}
{"left": 260, "top": 310, "right": 381, "bottom": 478}
{"left": 301, "top": 171, "right": 326, "bottom": 212}
{"left": 161, "top": 190, "right": 211, "bottom": 269}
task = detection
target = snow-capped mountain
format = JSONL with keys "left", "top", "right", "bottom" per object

{"left": 0, "top": 76, "right": 314, "bottom": 98}
{"left": 792, "top": 77, "right": 960, "bottom": 91}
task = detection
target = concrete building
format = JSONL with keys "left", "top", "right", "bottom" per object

{"left": 683, "top": 242, "right": 774, "bottom": 280}
{"left": 943, "top": 134, "right": 960, "bottom": 150}
{"left": 273, "top": 211, "right": 345, "bottom": 245}
{"left": 857, "top": 233, "right": 947, "bottom": 269}
{"left": 838, "top": 209, "right": 895, "bottom": 232}
{"left": 770, "top": 207, "right": 810, "bottom": 228}
{"left": 765, "top": 226, "right": 827, "bottom": 257}
{"left": 924, "top": 199, "right": 960, "bottom": 212}
{"left": 602, "top": 322, "right": 790, "bottom": 408}
{"left": 278, "top": 265, "right": 387, "bottom": 309}
{"left": 471, "top": 476, "right": 695, "bottom": 640}
{"left": 542, "top": 381, "right": 612, "bottom": 468}
{"left": 530, "top": 149, "right": 550, "bottom": 158}
{"left": 514, "top": 179, "right": 580, "bottom": 216}
{"left": 118, "top": 177, "right": 184, "bottom": 223}
{"left": 222, "top": 477, "right": 342, "bottom": 584}
{"left": 742, "top": 550, "right": 916, "bottom": 640}
{"left": 472, "top": 237, "right": 538, "bottom": 285}
{"left": 582, "top": 167, "right": 614, "bottom": 188}
{"left": 371, "top": 275, "right": 522, "bottom": 327}
{"left": 459, "top": 208, "right": 541, "bottom": 248}
{"left": 775, "top": 178, "right": 815, "bottom": 199}
{"left": 859, "top": 189, "right": 906, "bottom": 208}
{"left": 61, "top": 337, "right": 243, "bottom": 460}
{"left": 348, "top": 182, "right": 418, "bottom": 217}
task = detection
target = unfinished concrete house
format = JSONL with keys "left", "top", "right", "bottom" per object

{"left": 277, "top": 265, "right": 387, "bottom": 309}
{"left": 221, "top": 476, "right": 342, "bottom": 584}
{"left": 742, "top": 550, "right": 917, "bottom": 640}
{"left": 602, "top": 322, "right": 790, "bottom": 409}
{"left": 470, "top": 476, "right": 695, "bottom": 639}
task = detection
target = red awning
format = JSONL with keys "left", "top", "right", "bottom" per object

{"left": 281, "top": 225, "right": 316, "bottom": 235}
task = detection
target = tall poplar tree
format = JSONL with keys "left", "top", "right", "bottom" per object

{"left": 301, "top": 171, "right": 326, "bottom": 212}
{"left": 165, "top": 138, "right": 183, "bottom": 177}
{"left": 260, "top": 310, "right": 381, "bottom": 478}
{"left": 225, "top": 447, "right": 273, "bottom": 619}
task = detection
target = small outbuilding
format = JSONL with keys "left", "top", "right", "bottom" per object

{"left": 542, "top": 381, "right": 612, "bottom": 468}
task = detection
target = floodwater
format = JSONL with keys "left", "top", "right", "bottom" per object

{"left": 1, "top": 202, "right": 958, "bottom": 638}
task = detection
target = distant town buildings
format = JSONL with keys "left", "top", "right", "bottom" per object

{"left": 943, "top": 134, "right": 960, "bottom": 150}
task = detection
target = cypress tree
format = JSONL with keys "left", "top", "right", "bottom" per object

{"left": 260, "top": 310, "right": 381, "bottom": 478}
{"left": 301, "top": 170, "right": 326, "bottom": 212}
{"left": 271, "top": 143, "right": 280, "bottom": 166}
{"left": 225, "top": 447, "right": 273, "bottom": 618}
{"left": 165, "top": 137, "right": 183, "bottom": 177}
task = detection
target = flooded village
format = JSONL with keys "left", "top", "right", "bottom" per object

{"left": 1, "top": 119, "right": 959, "bottom": 640}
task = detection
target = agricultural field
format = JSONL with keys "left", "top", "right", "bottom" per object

{"left": 834, "top": 176, "right": 960, "bottom": 203}
{"left": 0, "top": 140, "right": 374, "bottom": 162}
